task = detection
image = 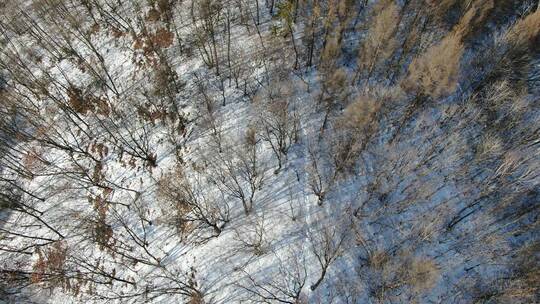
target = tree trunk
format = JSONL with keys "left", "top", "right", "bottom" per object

{"left": 310, "top": 267, "right": 327, "bottom": 290}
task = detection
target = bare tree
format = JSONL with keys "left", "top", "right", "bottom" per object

{"left": 209, "top": 129, "right": 266, "bottom": 215}
{"left": 195, "top": 72, "right": 225, "bottom": 153}
{"left": 193, "top": 0, "right": 223, "bottom": 75}
{"left": 239, "top": 246, "right": 308, "bottom": 303}
{"left": 308, "top": 220, "right": 350, "bottom": 291}
{"left": 157, "top": 165, "right": 230, "bottom": 239}
{"left": 318, "top": 67, "right": 350, "bottom": 134}
{"left": 233, "top": 211, "right": 269, "bottom": 256}
{"left": 276, "top": 1, "right": 300, "bottom": 70}
{"left": 306, "top": 140, "right": 334, "bottom": 206}
{"left": 256, "top": 83, "right": 299, "bottom": 173}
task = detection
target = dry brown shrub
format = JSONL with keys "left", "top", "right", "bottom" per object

{"left": 339, "top": 95, "right": 381, "bottom": 134}
{"left": 484, "top": 80, "right": 519, "bottom": 107}
{"left": 328, "top": 67, "right": 347, "bottom": 91}
{"left": 88, "top": 192, "right": 115, "bottom": 251}
{"left": 320, "top": 34, "right": 341, "bottom": 71}
{"left": 369, "top": 250, "right": 390, "bottom": 270}
{"left": 320, "top": 66, "right": 348, "bottom": 107}
{"left": 90, "top": 142, "right": 109, "bottom": 159}
{"left": 320, "top": 67, "right": 349, "bottom": 108}
{"left": 22, "top": 148, "right": 49, "bottom": 173}
{"left": 92, "top": 96, "right": 111, "bottom": 116}
{"left": 496, "top": 149, "right": 524, "bottom": 177}
{"left": 92, "top": 161, "right": 105, "bottom": 184}
{"left": 156, "top": 167, "right": 194, "bottom": 235}
{"left": 133, "top": 27, "right": 173, "bottom": 63}
{"left": 153, "top": 28, "right": 174, "bottom": 48}
{"left": 480, "top": 9, "right": 540, "bottom": 91}
{"left": 67, "top": 86, "right": 90, "bottom": 114}
{"left": 331, "top": 86, "right": 403, "bottom": 176}
{"left": 329, "top": 95, "right": 380, "bottom": 176}
{"left": 454, "top": 0, "right": 494, "bottom": 39}
{"left": 475, "top": 132, "right": 503, "bottom": 160}
{"left": 110, "top": 27, "right": 126, "bottom": 39}
{"left": 245, "top": 126, "right": 257, "bottom": 147}
{"left": 136, "top": 103, "right": 168, "bottom": 125}
{"left": 88, "top": 23, "right": 100, "bottom": 36}
{"left": 425, "top": 0, "right": 460, "bottom": 13}
{"left": 495, "top": 242, "right": 540, "bottom": 303}
{"left": 31, "top": 241, "right": 68, "bottom": 289}
{"left": 188, "top": 292, "right": 205, "bottom": 304}
{"left": 480, "top": 80, "right": 528, "bottom": 130}
{"left": 362, "top": 249, "right": 440, "bottom": 301}
{"left": 402, "top": 33, "right": 464, "bottom": 99}
{"left": 503, "top": 8, "right": 540, "bottom": 49}
{"left": 146, "top": 8, "right": 161, "bottom": 22}
{"left": 157, "top": 0, "right": 173, "bottom": 13}
{"left": 93, "top": 216, "right": 114, "bottom": 251}
{"left": 427, "top": 0, "right": 495, "bottom": 32}
{"left": 406, "top": 257, "right": 439, "bottom": 294}
{"left": 401, "top": 0, "right": 502, "bottom": 98}
{"left": 358, "top": 0, "right": 399, "bottom": 74}
{"left": 66, "top": 86, "right": 110, "bottom": 116}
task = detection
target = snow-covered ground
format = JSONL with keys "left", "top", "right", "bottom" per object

{"left": 1, "top": 0, "right": 539, "bottom": 303}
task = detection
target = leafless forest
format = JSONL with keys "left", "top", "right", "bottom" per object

{"left": 0, "top": 0, "right": 539, "bottom": 303}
